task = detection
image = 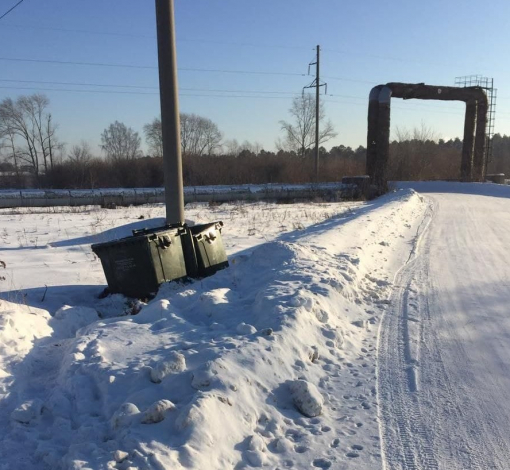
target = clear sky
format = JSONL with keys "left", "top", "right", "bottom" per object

{"left": 1, "top": 0, "right": 510, "bottom": 155}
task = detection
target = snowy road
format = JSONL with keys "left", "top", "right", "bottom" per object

{"left": 378, "top": 183, "right": 510, "bottom": 470}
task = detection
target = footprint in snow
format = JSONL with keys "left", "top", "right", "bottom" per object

{"left": 313, "top": 458, "right": 332, "bottom": 468}
{"left": 294, "top": 445, "right": 309, "bottom": 454}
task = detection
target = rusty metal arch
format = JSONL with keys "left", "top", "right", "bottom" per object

{"left": 366, "top": 82, "right": 488, "bottom": 185}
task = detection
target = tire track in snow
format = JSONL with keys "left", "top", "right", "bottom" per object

{"left": 376, "top": 202, "right": 438, "bottom": 470}
{"left": 378, "top": 191, "right": 510, "bottom": 470}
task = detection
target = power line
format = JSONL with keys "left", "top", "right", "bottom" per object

{"left": 180, "top": 67, "right": 305, "bottom": 77}
{"left": 323, "top": 47, "right": 443, "bottom": 67}
{"left": 1, "top": 21, "right": 503, "bottom": 75}
{"left": 0, "top": 78, "right": 485, "bottom": 108}
{"left": 0, "top": 57, "right": 156, "bottom": 69}
{"left": 323, "top": 75, "right": 378, "bottom": 85}
{"left": 0, "top": 79, "right": 302, "bottom": 95}
{"left": 0, "top": 0, "right": 25, "bottom": 21}
{"left": 2, "top": 23, "right": 154, "bottom": 39}
{"left": 1, "top": 83, "right": 501, "bottom": 115}
{"left": 2, "top": 82, "right": 508, "bottom": 115}
{"left": 1, "top": 22, "right": 479, "bottom": 71}
{"left": 0, "top": 56, "right": 307, "bottom": 77}
{"left": 0, "top": 78, "right": 486, "bottom": 111}
{"left": 0, "top": 85, "right": 295, "bottom": 99}
{"left": 0, "top": 56, "right": 382, "bottom": 84}
{"left": 0, "top": 85, "right": 157, "bottom": 95}
{"left": 1, "top": 23, "right": 311, "bottom": 51}
{"left": 2, "top": 56, "right": 495, "bottom": 94}
{"left": 0, "top": 77, "right": 508, "bottom": 116}
{"left": 0, "top": 78, "right": 159, "bottom": 90}
{"left": 2, "top": 83, "right": 510, "bottom": 121}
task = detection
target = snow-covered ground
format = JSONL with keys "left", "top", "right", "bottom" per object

{"left": 377, "top": 182, "right": 510, "bottom": 470}
{"left": 1, "top": 183, "right": 509, "bottom": 470}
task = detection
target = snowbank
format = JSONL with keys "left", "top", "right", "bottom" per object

{"left": 0, "top": 300, "right": 53, "bottom": 367}
{"left": 0, "top": 189, "right": 427, "bottom": 469}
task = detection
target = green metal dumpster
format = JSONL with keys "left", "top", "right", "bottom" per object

{"left": 91, "top": 226, "right": 188, "bottom": 298}
{"left": 188, "top": 222, "right": 229, "bottom": 277}
{"left": 91, "top": 222, "right": 229, "bottom": 298}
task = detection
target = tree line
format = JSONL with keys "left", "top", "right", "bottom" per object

{"left": 1, "top": 93, "right": 509, "bottom": 189}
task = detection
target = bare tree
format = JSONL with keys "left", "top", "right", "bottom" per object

{"left": 145, "top": 113, "right": 223, "bottom": 157}
{"left": 0, "top": 125, "right": 20, "bottom": 176}
{"left": 180, "top": 113, "right": 222, "bottom": 156}
{"left": 143, "top": 117, "right": 163, "bottom": 158}
{"left": 68, "top": 141, "right": 93, "bottom": 164}
{"left": 278, "top": 94, "right": 336, "bottom": 157}
{"left": 390, "top": 123, "right": 441, "bottom": 180}
{"left": 224, "top": 139, "right": 240, "bottom": 156}
{"left": 0, "top": 94, "right": 60, "bottom": 182}
{"left": 200, "top": 117, "right": 223, "bottom": 155}
{"left": 101, "top": 121, "right": 142, "bottom": 162}
{"left": 19, "top": 95, "right": 49, "bottom": 172}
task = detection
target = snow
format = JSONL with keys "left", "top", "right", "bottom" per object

{"left": 4, "top": 186, "right": 493, "bottom": 469}
{"left": 11, "top": 398, "right": 44, "bottom": 424}
{"left": 140, "top": 399, "right": 175, "bottom": 424}
{"left": 150, "top": 352, "right": 186, "bottom": 383}
{"left": 289, "top": 380, "right": 324, "bottom": 417}
{"left": 378, "top": 181, "right": 510, "bottom": 469}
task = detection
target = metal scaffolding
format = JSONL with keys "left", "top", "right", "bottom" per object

{"left": 455, "top": 75, "right": 497, "bottom": 161}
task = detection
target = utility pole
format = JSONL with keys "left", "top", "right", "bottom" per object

{"left": 155, "top": 0, "right": 185, "bottom": 225}
{"left": 304, "top": 45, "right": 327, "bottom": 182}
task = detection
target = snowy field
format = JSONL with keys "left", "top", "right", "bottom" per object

{"left": 1, "top": 183, "right": 509, "bottom": 470}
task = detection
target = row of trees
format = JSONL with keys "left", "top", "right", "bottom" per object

{"left": 2, "top": 92, "right": 510, "bottom": 189}
{"left": 37, "top": 146, "right": 366, "bottom": 189}
{"left": 0, "top": 93, "right": 336, "bottom": 172}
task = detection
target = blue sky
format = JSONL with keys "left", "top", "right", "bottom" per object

{"left": 1, "top": 0, "right": 510, "bottom": 155}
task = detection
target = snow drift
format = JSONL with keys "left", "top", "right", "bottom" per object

{"left": 0, "top": 189, "right": 427, "bottom": 469}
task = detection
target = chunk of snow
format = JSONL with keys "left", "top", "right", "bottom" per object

{"left": 11, "top": 399, "right": 43, "bottom": 424}
{"left": 290, "top": 294, "right": 314, "bottom": 311}
{"left": 236, "top": 322, "right": 257, "bottom": 335}
{"left": 308, "top": 346, "right": 320, "bottom": 363}
{"left": 114, "top": 450, "right": 129, "bottom": 463}
{"left": 248, "top": 434, "right": 266, "bottom": 452}
{"left": 150, "top": 351, "right": 186, "bottom": 383}
{"left": 110, "top": 403, "right": 140, "bottom": 430}
{"left": 246, "top": 450, "right": 266, "bottom": 467}
{"left": 54, "top": 305, "right": 99, "bottom": 337}
{"left": 191, "top": 366, "right": 215, "bottom": 390}
{"left": 290, "top": 380, "right": 324, "bottom": 417}
{"left": 141, "top": 399, "right": 175, "bottom": 424}
{"left": 275, "top": 437, "right": 294, "bottom": 453}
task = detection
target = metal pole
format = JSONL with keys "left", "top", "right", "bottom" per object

{"left": 315, "top": 45, "right": 320, "bottom": 182}
{"left": 155, "top": 0, "right": 185, "bottom": 225}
